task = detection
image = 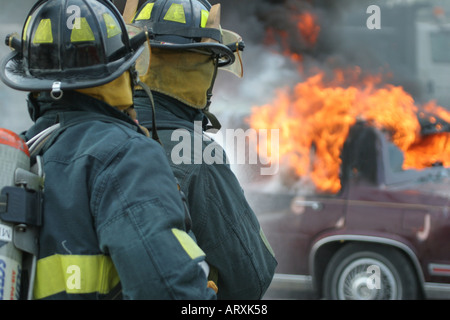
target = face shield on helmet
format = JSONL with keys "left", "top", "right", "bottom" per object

{"left": 128, "top": 0, "right": 244, "bottom": 131}
{"left": 220, "top": 29, "right": 244, "bottom": 78}
{"left": 126, "top": 24, "right": 151, "bottom": 77}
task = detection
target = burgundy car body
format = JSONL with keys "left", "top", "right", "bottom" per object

{"left": 258, "top": 124, "right": 450, "bottom": 299}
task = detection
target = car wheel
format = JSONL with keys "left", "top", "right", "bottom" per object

{"left": 323, "top": 243, "right": 420, "bottom": 300}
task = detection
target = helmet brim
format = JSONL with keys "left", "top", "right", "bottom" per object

{"left": 0, "top": 46, "right": 144, "bottom": 92}
{"left": 149, "top": 40, "right": 235, "bottom": 67}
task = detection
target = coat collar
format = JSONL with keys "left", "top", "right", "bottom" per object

{"left": 134, "top": 90, "right": 208, "bottom": 131}
{"left": 24, "top": 91, "right": 141, "bottom": 140}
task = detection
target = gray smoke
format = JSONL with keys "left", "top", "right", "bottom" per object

{"left": 208, "top": 0, "right": 358, "bottom": 116}
{"left": 210, "top": 0, "right": 450, "bottom": 114}
{"left": 1, "top": 0, "right": 448, "bottom": 135}
{"left": 206, "top": 0, "right": 450, "bottom": 195}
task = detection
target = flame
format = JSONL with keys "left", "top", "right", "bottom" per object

{"left": 250, "top": 10, "right": 450, "bottom": 194}
{"left": 263, "top": 11, "right": 320, "bottom": 68}
{"left": 249, "top": 67, "right": 450, "bottom": 194}
{"left": 296, "top": 12, "right": 321, "bottom": 47}
{"left": 404, "top": 100, "right": 450, "bottom": 168}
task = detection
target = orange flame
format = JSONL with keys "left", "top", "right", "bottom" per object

{"left": 297, "top": 12, "right": 321, "bottom": 47}
{"left": 263, "top": 11, "right": 320, "bottom": 68}
{"left": 250, "top": 10, "right": 450, "bottom": 193}
{"left": 249, "top": 68, "right": 450, "bottom": 194}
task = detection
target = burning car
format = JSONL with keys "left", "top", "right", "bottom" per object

{"left": 255, "top": 120, "right": 450, "bottom": 300}
{"left": 211, "top": 0, "right": 450, "bottom": 300}
{"left": 243, "top": 53, "right": 450, "bottom": 300}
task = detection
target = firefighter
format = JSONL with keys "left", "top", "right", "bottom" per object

{"left": 126, "top": 0, "right": 278, "bottom": 299}
{"left": 0, "top": 0, "right": 216, "bottom": 300}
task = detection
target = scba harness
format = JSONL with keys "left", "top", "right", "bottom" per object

{"left": 0, "top": 124, "right": 59, "bottom": 300}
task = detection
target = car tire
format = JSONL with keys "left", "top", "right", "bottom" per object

{"left": 323, "top": 243, "right": 420, "bottom": 300}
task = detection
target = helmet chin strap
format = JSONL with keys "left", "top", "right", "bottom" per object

{"left": 137, "top": 79, "right": 162, "bottom": 145}
{"left": 119, "top": 0, "right": 160, "bottom": 142}
{"left": 203, "top": 107, "right": 221, "bottom": 133}
{"left": 200, "top": 4, "right": 222, "bottom": 133}
{"left": 202, "top": 56, "right": 221, "bottom": 133}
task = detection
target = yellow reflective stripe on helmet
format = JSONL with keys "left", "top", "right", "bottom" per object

{"left": 171, "top": 228, "right": 205, "bottom": 260}
{"left": 33, "top": 254, "right": 120, "bottom": 299}
{"left": 33, "top": 19, "right": 53, "bottom": 44}
{"left": 164, "top": 3, "right": 186, "bottom": 24}
{"left": 23, "top": 16, "right": 32, "bottom": 41}
{"left": 70, "top": 17, "right": 95, "bottom": 42}
{"left": 135, "top": 2, "right": 155, "bottom": 21}
{"left": 200, "top": 10, "right": 209, "bottom": 28}
{"left": 103, "top": 13, "right": 121, "bottom": 38}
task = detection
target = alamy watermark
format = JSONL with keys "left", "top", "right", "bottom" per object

{"left": 61, "top": 6, "right": 280, "bottom": 175}
{"left": 66, "top": 5, "right": 81, "bottom": 30}
{"left": 366, "top": 264, "right": 381, "bottom": 290}
{"left": 170, "top": 121, "right": 280, "bottom": 175}
{"left": 367, "top": 5, "right": 381, "bottom": 30}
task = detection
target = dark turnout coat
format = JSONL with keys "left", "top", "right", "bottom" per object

{"left": 24, "top": 91, "right": 216, "bottom": 300}
{"left": 135, "top": 90, "right": 277, "bottom": 299}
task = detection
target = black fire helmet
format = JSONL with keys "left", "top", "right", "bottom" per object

{"left": 0, "top": 0, "right": 148, "bottom": 95}
{"left": 131, "top": 0, "right": 244, "bottom": 71}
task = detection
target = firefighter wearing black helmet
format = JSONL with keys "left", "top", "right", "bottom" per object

{"left": 0, "top": 0, "right": 216, "bottom": 300}
{"left": 120, "top": 0, "right": 277, "bottom": 299}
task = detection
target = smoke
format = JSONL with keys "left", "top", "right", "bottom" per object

{"left": 1, "top": 0, "right": 447, "bottom": 134}
{"left": 210, "top": 0, "right": 447, "bottom": 118}
{"left": 209, "top": 0, "right": 352, "bottom": 116}
{"left": 206, "top": 0, "right": 450, "bottom": 195}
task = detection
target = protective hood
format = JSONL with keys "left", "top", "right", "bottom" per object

{"left": 139, "top": 48, "right": 216, "bottom": 109}
{"left": 76, "top": 71, "right": 134, "bottom": 110}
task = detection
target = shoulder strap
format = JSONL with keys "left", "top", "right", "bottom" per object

{"left": 27, "top": 123, "right": 61, "bottom": 157}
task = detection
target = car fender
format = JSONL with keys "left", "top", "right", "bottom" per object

{"left": 308, "top": 233, "right": 425, "bottom": 292}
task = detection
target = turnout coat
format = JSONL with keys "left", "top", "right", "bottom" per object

{"left": 134, "top": 91, "right": 277, "bottom": 300}
{"left": 24, "top": 91, "right": 216, "bottom": 300}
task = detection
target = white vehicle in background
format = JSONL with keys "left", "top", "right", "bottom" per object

{"left": 335, "top": 1, "right": 450, "bottom": 109}
{"left": 415, "top": 6, "right": 450, "bottom": 107}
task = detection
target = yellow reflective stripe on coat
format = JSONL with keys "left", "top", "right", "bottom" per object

{"left": 259, "top": 227, "right": 275, "bottom": 257}
{"left": 171, "top": 228, "right": 205, "bottom": 260}
{"left": 33, "top": 254, "right": 120, "bottom": 299}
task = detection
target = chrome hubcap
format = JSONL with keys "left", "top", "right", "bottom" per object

{"left": 337, "top": 258, "right": 400, "bottom": 300}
